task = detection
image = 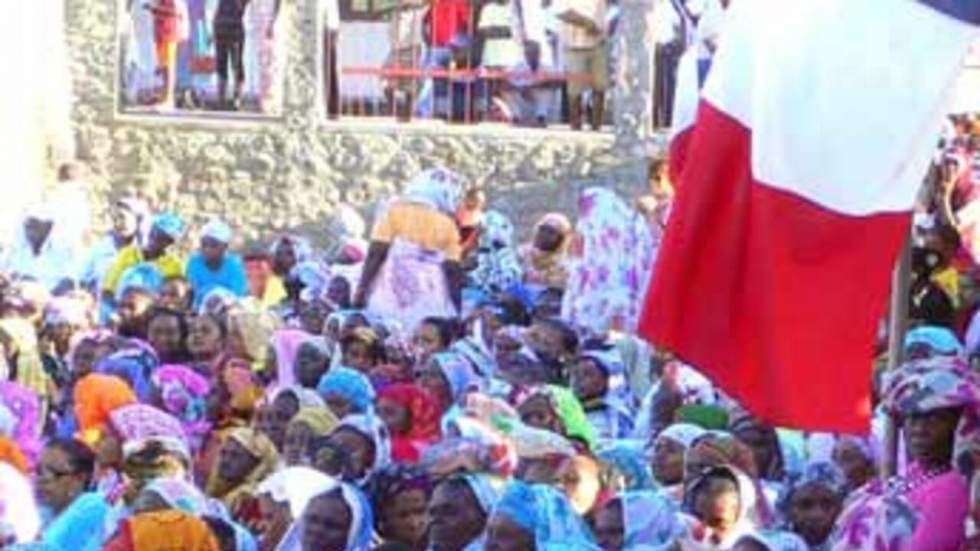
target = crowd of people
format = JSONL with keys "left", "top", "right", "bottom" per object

{"left": 0, "top": 158, "right": 974, "bottom": 551}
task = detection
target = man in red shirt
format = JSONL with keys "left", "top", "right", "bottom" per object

{"left": 146, "top": 0, "right": 187, "bottom": 108}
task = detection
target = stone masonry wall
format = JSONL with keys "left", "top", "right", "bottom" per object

{"left": 64, "top": 0, "right": 662, "bottom": 246}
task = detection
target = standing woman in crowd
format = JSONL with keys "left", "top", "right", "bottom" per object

{"left": 354, "top": 168, "right": 465, "bottom": 331}
{"left": 520, "top": 212, "right": 572, "bottom": 291}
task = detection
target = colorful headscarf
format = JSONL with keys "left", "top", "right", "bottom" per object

{"left": 494, "top": 416, "right": 578, "bottom": 461}
{"left": 109, "top": 404, "right": 190, "bottom": 462}
{"left": 685, "top": 432, "right": 759, "bottom": 479}
{"left": 0, "top": 318, "right": 47, "bottom": 397}
{"left": 0, "top": 437, "right": 28, "bottom": 474}
{"left": 562, "top": 187, "right": 655, "bottom": 335}
{"left": 116, "top": 262, "right": 166, "bottom": 302}
{"left": 334, "top": 414, "right": 392, "bottom": 482}
{"left": 289, "top": 407, "right": 340, "bottom": 437}
{"left": 521, "top": 385, "right": 597, "bottom": 451}
{"left": 270, "top": 329, "right": 314, "bottom": 390}
{"left": 402, "top": 168, "right": 464, "bottom": 214}
{"left": 377, "top": 383, "right": 442, "bottom": 463}
{"left": 881, "top": 355, "right": 980, "bottom": 469}
{"left": 430, "top": 352, "right": 482, "bottom": 405}
{"left": 0, "top": 381, "right": 41, "bottom": 463}
{"left": 617, "top": 491, "right": 686, "bottom": 550}
{"left": 782, "top": 460, "right": 848, "bottom": 510}
{"left": 95, "top": 346, "right": 160, "bottom": 402}
{"left": 125, "top": 510, "right": 220, "bottom": 551}
{"left": 904, "top": 325, "right": 963, "bottom": 357}
{"left": 153, "top": 364, "right": 212, "bottom": 449}
{"left": 73, "top": 373, "right": 137, "bottom": 438}
{"left": 471, "top": 210, "right": 523, "bottom": 294}
{"left": 206, "top": 428, "right": 280, "bottom": 509}
{"left": 152, "top": 213, "right": 187, "bottom": 241}
{"left": 367, "top": 464, "right": 434, "bottom": 525}
{"left": 317, "top": 367, "right": 376, "bottom": 414}
{"left": 492, "top": 481, "right": 600, "bottom": 549}
{"left": 682, "top": 464, "right": 763, "bottom": 548}
{"left": 461, "top": 473, "right": 504, "bottom": 517}
{"left": 278, "top": 480, "right": 375, "bottom": 551}
{"left": 597, "top": 439, "right": 657, "bottom": 492}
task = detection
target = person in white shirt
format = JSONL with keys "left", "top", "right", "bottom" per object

{"left": 555, "top": 0, "right": 607, "bottom": 130}
{"left": 79, "top": 198, "right": 149, "bottom": 293}
{"left": 1, "top": 205, "right": 79, "bottom": 293}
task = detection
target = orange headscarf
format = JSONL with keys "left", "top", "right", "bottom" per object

{"left": 0, "top": 436, "right": 28, "bottom": 474}
{"left": 125, "top": 510, "right": 219, "bottom": 551}
{"left": 73, "top": 374, "right": 137, "bottom": 443}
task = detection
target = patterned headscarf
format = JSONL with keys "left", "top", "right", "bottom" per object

{"left": 335, "top": 414, "right": 392, "bottom": 482}
{"left": 270, "top": 234, "right": 313, "bottom": 264}
{"left": 0, "top": 382, "right": 40, "bottom": 463}
{"left": 96, "top": 346, "right": 160, "bottom": 402}
{"left": 492, "top": 481, "right": 600, "bottom": 549}
{"left": 685, "top": 432, "right": 759, "bottom": 479}
{"left": 904, "top": 325, "right": 963, "bottom": 357}
{"left": 289, "top": 407, "right": 340, "bottom": 438}
{"left": 881, "top": 355, "right": 980, "bottom": 470}
{"left": 657, "top": 423, "right": 708, "bottom": 450}
{"left": 782, "top": 460, "right": 848, "bottom": 511}
{"left": 153, "top": 364, "right": 212, "bottom": 450}
{"left": 109, "top": 404, "right": 190, "bottom": 462}
{"left": 226, "top": 304, "right": 282, "bottom": 369}
{"left": 597, "top": 439, "right": 657, "bottom": 492}
{"left": 206, "top": 428, "right": 280, "bottom": 509}
{"left": 682, "top": 464, "right": 763, "bottom": 547}
{"left": 520, "top": 385, "right": 597, "bottom": 451}
{"left": 730, "top": 411, "right": 786, "bottom": 482}
{"left": 561, "top": 187, "right": 654, "bottom": 335}
{"left": 430, "top": 352, "right": 482, "bottom": 405}
{"left": 402, "top": 168, "right": 464, "bottom": 214}
{"left": 367, "top": 464, "right": 434, "bottom": 520}
{"left": 317, "top": 367, "right": 376, "bottom": 414}
{"left": 471, "top": 210, "right": 523, "bottom": 294}
{"left": 142, "top": 477, "right": 224, "bottom": 517}
{"left": 377, "top": 383, "right": 442, "bottom": 463}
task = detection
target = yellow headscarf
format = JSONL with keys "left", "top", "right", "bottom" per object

{"left": 0, "top": 318, "right": 48, "bottom": 396}
{"left": 206, "top": 427, "right": 280, "bottom": 509}
{"left": 288, "top": 407, "right": 340, "bottom": 437}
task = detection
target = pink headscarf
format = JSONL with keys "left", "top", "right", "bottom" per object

{"left": 270, "top": 329, "right": 313, "bottom": 389}
{"left": 0, "top": 382, "right": 40, "bottom": 465}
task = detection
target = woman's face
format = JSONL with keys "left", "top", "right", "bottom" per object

{"left": 692, "top": 478, "right": 741, "bottom": 542}
{"left": 518, "top": 395, "right": 563, "bottom": 436}
{"left": 342, "top": 341, "right": 375, "bottom": 373}
{"left": 413, "top": 323, "right": 445, "bottom": 363}
{"left": 592, "top": 499, "right": 625, "bottom": 551}
{"left": 832, "top": 440, "right": 875, "bottom": 491}
{"left": 218, "top": 437, "right": 260, "bottom": 484}
{"left": 265, "top": 394, "right": 300, "bottom": 451}
{"left": 904, "top": 407, "right": 960, "bottom": 469}
{"left": 284, "top": 421, "right": 315, "bottom": 466}
{"left": 652, "top": 436, "right": 686, "bottom": 486}
{"left": 377, "top": 397, "right": 412, "bottom": 436}
{"left": 70, "top": 340, "right": 99, "bottom": 376}
{"left": 295, "top": 343, "right": 329, "bottom": 388}
{"left": 36, "top": 446, "right": 88, "bottom": 513}
{"left": 188, "top": 316, "right": 224, "bottom": 360}
{"left": 427, "top": 481, "right": 487, "bottom": 551}
{"left": 733, "top": 424, "right": 777, "bottom": 477}
{"left": 258, "top": 494, "right": 293, "bottom": 550}
{"left": 484, "top": 512, "right": 536, "bottom": 551}
{"left": 324, "top": 393, "right": 354, "bottom": 419}
{"left": 327, "top": 428, "right": 375, "bottom": 481}
{"left": 381, "top": 488, "right": 429, "bottom": 549}
{"left": 158, "top": 280, "right": 191, "bottom": 312}
{"left": 415, "top": 361, "right": 452, "bottom": 411}
{"left": 533, "top": 223, "right": 564, "bottom": 252}
{"left": 301, "top": 493, "right": 351, "bottom": 551}
{"left": 112, "top": 207, "right": 139, "bottom": 237}
{"left": 787, "top": 483, "right": 842, "bottom": 546}
{"left": 147, "top": 314, "right": 183, "bottom": 362}
{"left": 569, "top": 358, "right": 608, "bottom": 403}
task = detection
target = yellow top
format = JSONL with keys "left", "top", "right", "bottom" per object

{"left": 102, "top": 244, "right": 184, "bottom": 294}
{"left": 370, "top": 202, "right": 462, "bottom": 262}
{"left": 262, "top": 275, "right": 288, "bottom": 307}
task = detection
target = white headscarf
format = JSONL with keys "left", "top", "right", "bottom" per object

{"left": 0, "top": 462, "right": 40, "bottom": 544}
{"left": 401, "top": 168, "right": 464, "bottom": 214}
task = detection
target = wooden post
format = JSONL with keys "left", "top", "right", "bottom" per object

{"left": 881, "top": 237, "right": 911, "bottom": 479}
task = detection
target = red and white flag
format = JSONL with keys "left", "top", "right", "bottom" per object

{"left": 639, "top": 0, "right": 980, "bottom": 433}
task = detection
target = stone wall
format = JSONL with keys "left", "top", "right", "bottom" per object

{"left": 64, "top": 0, "right": 662, "bottom": 246}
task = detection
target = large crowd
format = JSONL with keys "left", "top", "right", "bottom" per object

{"left": 0, "top": 157, "right": 975, "bottom": 551}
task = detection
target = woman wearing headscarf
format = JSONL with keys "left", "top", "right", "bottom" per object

{"left": 283, "top": 407, "right": 340, "bottom": 466}
{"left": 40, "top": 296, "right": 93, "bottom": 389}
{"left": 99, "top": 404, "right": 191, "bottom": 476}
{"left": 829, "top": 356, "right": 980, "bottom": 551}
{"left": 591, "top": 490, "right": 686, "bottom": 550}
{"left": 367, "top": 464, "right": 433, "bottom": 550}
{"left": 650, "top": 423, "right": 706, "bottom": 492}
{"left": 0, "top": 380, "right": 42, "bottom": 466}
{"left": 517, "top": 384, "right": 597, "bottom": 452}
{"left": 80, "top": 197, "right": 149, "bottom": 292}
{"left": 0, "top": 316, "right": 50, "bottom": 403}
{"left": 519, "top": 212, "right": 573, "bottom": 291}
{"left": 562, "top": 187, "right": 655, "bottom": 335}
{"left": 152, "top": 364, "right": 212, "bottom": 453}
{"left": 206, "top": 427, "right": 280, "bottom": 519}
{"left": 317, "top": 366, "right": 377, "bottom": 418}
{"left": 571, "top": 348, "right": 636, "bottom": 441}
{"left": 324, "top": 414, "right": 391, "bottom": 485}
{"left": 680, "top": 464, "right": 764, "bottom": 549}
{"left": 95, "top": 345, "right": 160, "bottom": 402}
{"left": 428, "top": 474, "right": 503, "bottom": 551}
{"left": 414, "top": 351, "right": 481, "bottom": 417}
{"left": 829, "top": 435, "right": 878, "bottom": 492}
{"left": 197, "top": 364, "right": 264, "bottom": 485}
{"left": 781, "top": 461, "right": 847, "bottom": 551}
{"left": 73, "top": 373, "right": 138, "bottom": 446}
{"left": 102, "top": 212, "right": 186, "bottom": 302}
{"left": 469, "top": 210, "right": 523, "bottom": 295}
{"left": 0, "top": 461, "right": 41, "bottom": 545}
{"left": 268, "top": 328, "right": 315, "bottom": 390}
{"left": 354, "top": 168, "right": 466, "bottom": 331}
{"left": 292, "top": 481, "right": 374, "bottom": 551}
{"left": 596, "top": 439, "right": 657, "bottom": 492}
{"left": 186, "top": 219, "right": 249, "bottom": 309}
{"left": 729, "top": 412, "right": 786, "bottom": 484}
{"left": 253, "top": 466, "right": 336, "bottom": 551}
{"left": 267, "top": 234, "right": 313, "bottom": 308}
{"left": 226, "top": 302, "right": 282, "bottom": 374}
{"left": 376, "top": 383, "right": 442, "bottom": 464}
{"left": 0, "top": 203, "right": 79, "bottom": 292}
{"left": 485, "top": 481, "right": 600, "bottom": 550}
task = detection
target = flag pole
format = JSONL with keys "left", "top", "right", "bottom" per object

{"left": 881, "top": 234, "right": 912, "bottom": 479}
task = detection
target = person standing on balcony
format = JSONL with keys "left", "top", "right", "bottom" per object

{"left": 213, "top": 0, "right": 249, "bottom": 109}
{"left": 555, "top": 0, "right": 607, "bottom": 130}
{"left": 146, "top": 0, "right": 190, "bottom": 109}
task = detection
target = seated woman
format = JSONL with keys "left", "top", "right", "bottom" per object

{"left": 414, "top": 352, "right": 481, "bottom": 417}
{"left": 427, "top": 474, "right": 502, "bottom": 551}
{"left": 782, "top": 461, "right": 846, "bottom": 551}
{"left": 519, "top": 213, "right": 573, "bottom": 292}
{"left": 253, "top": 466, "right": 337, "bottom": 551}
{"left": 295, "top": 482, "right": 374, "bottom": 551}
{"left": 323, "top": 414, "right": 391, "bottom": 485}
{"left": 570, "top": 349, "right": 635, "bottom": 441}
{"left": 367, "top": 465, "right": 433, "bottom": 550}
{"left": 590, "top": 490, "right": 685, "bottom": 550}
{"left": 681, "top": 464, "right": 763, "bottom": 549}
{"left": 376, "top": 383, "right": 442, "bottom": 464}
{"left": 317, "top": 367, "right": 376, "bottom": 418}
{"left": 37, "top": 437, "right": 110, "bottom": 551}
{"left": 485, "top": 481, "right": 600, "bottom": 550}
{"left": 516, "top": 384, "right": 596, "bottom": 452}
{"left": 829, "top": 356, "right": 979, "bottom": 551}
{"left": 650, "top": 423, "right": 707, "bottom": 491}
{"left": 830, "top": 435, "right": 878, "bottom": 493}
{"left": 283, "top": 407, "right": 340, "bottom": 466}
{"left": 205, "top": 427, "right": 280, "bottom": 519}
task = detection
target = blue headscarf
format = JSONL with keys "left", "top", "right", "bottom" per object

{"left": 596, "top": 439, "right": 657, "bottom": 491}
{"left": 152, "top": 212, "right": 186, "bottom": 241}
{"left": 95, "top": 346, "right": 159, "bottom": 401}
{"left": 116, "top": 262, "right": 164, "bottom": 302}
{"left": 317, "top": 367, "right": 376, "bottom": 414}
{"left": 492, "top": 482, "right": 600, "bottom": 550}
{"left": 430, "top": 352, "right": 481, "bottom": 404}
{"left": 617, "top": 491, "right": 686, "bottom": 550}
{"left": 904, "top": 325, "right": 963, "bottom": 356}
